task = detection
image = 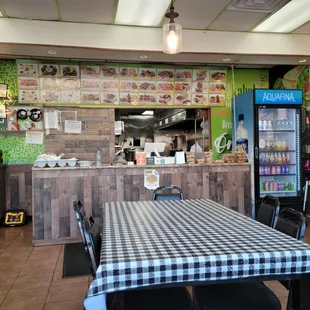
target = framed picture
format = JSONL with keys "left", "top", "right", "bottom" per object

{"left": 0, "top": 84, "right": 8, "bottom": 98}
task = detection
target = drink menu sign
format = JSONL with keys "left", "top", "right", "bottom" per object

{"left": 16, "top": 60, "right": 227, "bottom": 108}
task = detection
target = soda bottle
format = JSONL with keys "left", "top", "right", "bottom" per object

{"left": 271, "top": 166, "right": 276, "bottom": 175}
{"left": 260, "top": 182, "right": 264, "bottom": 192}
{"left": 267, "top": 120, "right": 272, "bottom": 131}
{"left": 262, "top": 120, "right": 267, "bottom": 131}
{"left": 285, "top": 166, "right": 289, "bottom": 174}
{"left": 285, "top": 182, "right": 289, "bottom": 191}
{"left": 258, "top": 120, "right": 263, "bottom": 131}
{"left": 274, "top": 182, "right": 278, "bottom": 191}
{"left": 286, "top": 153, "right": 290, "bottom": 164}
{"left": 276, "top": 166, "right": 281, "bottom": 174}
{"left": 277, "top": 153, "right": 282, "bottom": 164}
{"left": 270, "top": 153, "right": 275, "bottom": 164}
{"left": 265, "top": 181, "right": 269, "bottom": 191}
{"left": 265, "top": 154, "right": 270, "bottom": 164}
{"left": 266, "top": 167, "right": 271, "bottom": 175}
{"left": 282, "top": 153, "right": 286, "bottom": 164}
{"left": 281, "top": 166, "right": 286, "bottom": 174}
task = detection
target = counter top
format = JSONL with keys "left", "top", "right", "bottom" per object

{"left": 32, "top": 163, "right": 250, "bottom": 171}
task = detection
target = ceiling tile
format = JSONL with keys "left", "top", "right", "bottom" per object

{"left": 209, "top": 10, "right": 268, "bottom": 31}
{"left": 293, "top": 21, "right": 310, "bottom": 34}
{"left": 173, "top": 0, "right": 231, "bottom": 29}
{"left": 1, "top": 0, "right": 58, "bottom": 20}
{"left": 59, "top": 0, "right": 114, "bottom": 23}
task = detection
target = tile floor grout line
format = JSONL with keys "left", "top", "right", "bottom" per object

{"left": 0, "top": 225, "right": 32, "bottom": 307}
{"left": 42, "top": 244, "right": 63, "bottom": 309}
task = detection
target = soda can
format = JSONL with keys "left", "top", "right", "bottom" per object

{"left": 260, "top": 182, "right": 264, "bottom": 192}
{"left": 274, "top": 182, "right": 278, "bottom": 191}
{"left": 281, "top": 166, "right": 286, "bottom": 174}
{"left": 285, "top": 182, "right": 289, "bottom": 191}
{"left": 270, "top": 182, "right": 275, "bottom": 191}
{"left": 265, "top": 181, "right": 269, "bottom": 191}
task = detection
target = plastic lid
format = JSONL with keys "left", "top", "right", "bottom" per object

{"left": 238, "top": 114, "right": 244, "bottom": 121}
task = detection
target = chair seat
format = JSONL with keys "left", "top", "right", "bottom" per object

{"left": 193, "top": 282, "right": 281, "bottom": 310}
{"left": 108, "top": 287, "right": 192, "bottom": 310}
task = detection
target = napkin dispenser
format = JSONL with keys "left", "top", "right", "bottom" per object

{"left": 175, "top": 151, "right": 185, "bottom": 164}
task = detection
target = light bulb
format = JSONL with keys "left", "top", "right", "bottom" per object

{"left": 167, "top": 30, "right": 178, "bottom": 50}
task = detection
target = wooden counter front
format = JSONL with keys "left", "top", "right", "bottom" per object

{"left": 32, "top": 164, "right": 251, "bottom": 246}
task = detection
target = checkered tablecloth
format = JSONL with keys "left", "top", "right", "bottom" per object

{"left": 87, "top": 199, "right": 310, "bottom": 297}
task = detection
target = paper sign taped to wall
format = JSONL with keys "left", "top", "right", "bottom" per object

{"left": 144, "top": 169, "right": 159, "bottom": 190}
{"left": 25, "top": 131, "right": 43, "bottom": 144}
{"left": 64, "top": 120, "right": 81, "bottom": 134}
{"left": 44, "top": 111, "right": 58, "bottom": 129}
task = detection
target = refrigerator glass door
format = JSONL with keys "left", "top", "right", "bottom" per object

{"left": 258, "top": 107, "right": 300, "bottom": 198}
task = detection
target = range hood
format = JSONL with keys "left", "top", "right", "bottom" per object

{"left": 154, "top": 109, "right": 197, "bottom": 130}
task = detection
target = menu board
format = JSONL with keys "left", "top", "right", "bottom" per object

{"left": 17, "top": 60, "right": 227, "bottom": 107}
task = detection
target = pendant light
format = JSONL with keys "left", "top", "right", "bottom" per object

{"left": 163, "top": 2, "right": 182, "bottom": 54}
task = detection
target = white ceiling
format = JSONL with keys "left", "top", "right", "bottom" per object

{"left": 0, "top": 0, "right": 307, "bottom": 33}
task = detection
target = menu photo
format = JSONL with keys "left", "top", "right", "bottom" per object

{"left": 40, "top": 91, "right": 60, "bottom": 103}
{"left": 81, "top": 92, "right": 100, "bottom": 104}
{"left": 18, "top": 63, "right": 39, "bottom": 76}
{"left": 139, "top": 93, "right": 157, "bottom": 104}
{"left": 102, "top": 80, "right": 119, "bottom": 92}
{"left": 175, "top": 93, "right": 191, "bottom": 105}
{"left": 119, "top": 93, "right": 138, "bottom": 105}
{"left": 120, "top": 67, "right": 138, "bottom": 79}
{"left": 60, "top": 91, "right": 81, "bottom": 104}
{"left": 80, "top": 65, "right": 100, "bottom": 79}
{"left": 193, "top": 69, "right": 209, "bottom": 82}
{"left": 39, "top": 64, "right": 59, "bottom": 77}
{"left": 157, "top": 93, "right": 174, "bottom": 105}
{"left": 61, "top": 65, "right": 79, "bottom": 78}
{"left": 40, "top": 77, "right": 60, "bottom": 91}
{"left": 18, "top": 77, "right": 39, "bottom": 90}
{"left": 175, "top": 69, "right": 192, "bottom": 81}
{"left": 19, "top": 90, "right": 39, "bottom": 103}
{"left": 101, "top": 65, "right": 119, "bottom": 79}
{"left": 209, "top": 94, "right": 225, "bottom": 106}
{"left": 81, "top": 79, "right": 100, "bottom": 91}
{"left": 139, "top": 68, "right": 157, "bottom": 80}
{"left": 101, "top": 92, "right": 119, "bottom": 105}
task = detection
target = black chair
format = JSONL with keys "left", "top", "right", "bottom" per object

{"left": 83, "top": 217, "right": 192, "bottom": 310}
{"left": 73, "top": 201, "right": 87, "bottom": 246}
{"left": 152, "top": 186, "right": 184, "bottom": 201}
{"left": 275, "top": 207, "right": 306, "bottom": 241}
{"left": 193, "top": 196, "right": 282, "bottom": 309}
{"left": 193, "top": 282, "right": 281, "bottom": 310}
{"left": 256, "top": 195, "right": 280, "bottom": 228}
{"left": 275, "top": 207, "right": 307, "bottom": 309}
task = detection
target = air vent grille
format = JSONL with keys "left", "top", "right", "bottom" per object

{"left": 227, "top": 0, "right": 290, "bottom": 13}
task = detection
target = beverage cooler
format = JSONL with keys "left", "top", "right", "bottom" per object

{"left": 233, "top": 89, "right": 303, "bottom": 215}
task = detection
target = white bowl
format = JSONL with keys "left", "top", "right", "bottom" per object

{"left": 77, "top": 161, "right": 93, "bottom": 168}
{"left": 47, "top": 160, "right": 57, "bottom": 168}
{"left": 35, "top": 160, "right": 46, "bottom": 168}
{"left": 67, "top": 158, "right": 78, "bottom": 167}
{"left": 57, "top": 159, "right": 67, "bottom": 167}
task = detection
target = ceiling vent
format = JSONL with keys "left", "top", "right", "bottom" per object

{"left": 227, "top": 0, "right": 290, "bottom": 13}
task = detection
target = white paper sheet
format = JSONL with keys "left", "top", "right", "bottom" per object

{"left": 0, "top": 105, "right": 6, "bottom": 118}
{"left": 144, "top": 169, "right": 159, "bottom": 190}
{"left": 64, "top": 120, "right": 82, "bottom": 134}
{"left": 44, "top": 111, "right": 58, "bottom": 129}
{"left": 25, "top": 131, "right": 43, "bottom": 144}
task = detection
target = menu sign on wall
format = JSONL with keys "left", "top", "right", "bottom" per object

{"left": 16, "top": 60, "right": 227, "bottom": 107}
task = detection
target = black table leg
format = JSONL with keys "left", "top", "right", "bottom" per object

{"left": 291, "top": 274, "right": 310, "bottom": 309}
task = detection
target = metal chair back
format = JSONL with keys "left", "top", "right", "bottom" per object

{"left": 83, "top": 216, "right": 102, "bottom": 277}
{"left": 256, "top": 195, "right": 280, "bottom": 228}
{"left": 73, "top": 201, "right": 86, "bottom": 246}
{"left": 275, "top": 207, "right": 306, "bottom": 241}
{"left": 152, "top": 186, "right": 184, "bottom": 201}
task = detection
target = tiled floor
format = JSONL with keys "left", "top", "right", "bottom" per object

{"left": 0, "top": 222, "right": 309, "bottom": 310}
{"left": 0, "top": 224, "right": 90, "bottom": 310}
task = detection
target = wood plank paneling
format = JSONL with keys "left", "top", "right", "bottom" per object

{"left": 32, "top": 164, "right": 251, "bottom": 245}
{"left": 5, "top": 165, "right": 32, "bottom": 215}
{"left": 44, "top": 107, "right": 115, "bottom": 163}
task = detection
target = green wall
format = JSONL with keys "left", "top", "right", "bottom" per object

{"left": 0, "top": 60, "right": 43, "bottom": 164}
